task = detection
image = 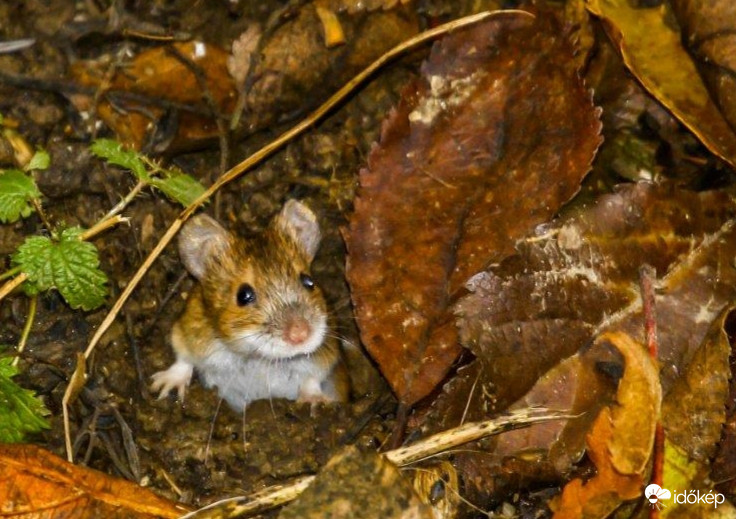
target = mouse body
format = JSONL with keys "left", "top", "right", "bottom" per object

{"left": 151, "top": 200, "right": 348, "bottom": 410}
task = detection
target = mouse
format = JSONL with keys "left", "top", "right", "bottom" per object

{"left": 151, "top": 199, "right": 349, "bottom": 410}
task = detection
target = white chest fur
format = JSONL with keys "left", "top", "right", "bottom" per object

{"left": 194, "top": 342, "right": 333, "bottom": 409}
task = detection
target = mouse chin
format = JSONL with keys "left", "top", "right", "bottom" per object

{"left": 229, "top": 319, "right": 327, "bottom": 359}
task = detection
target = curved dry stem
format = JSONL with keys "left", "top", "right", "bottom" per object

{"left": 0, "top": 272, "right": 26, "bottom": 301}
{"left": 12, "top": 293, "right": 37, "bottom": 368}
{"left": 67, "top": 8, "right": 535, "bottom": 461}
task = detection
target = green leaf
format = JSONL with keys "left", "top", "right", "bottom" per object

{"left": 0, "top": 169, "right": 41, "bottom": 223}
{"left": 151, "top": 173, "right": 206, "bottom": 207}
{"left": 25, "top": 149, "right": 50, "bottom": 171}
{"left": 13, "top": 236, "right": 55, "bottom": 290}
{"left": 90, "top": 138, "right": 149, "bottom": 181}
{"left": 0, "top": 357, "right": 50, "bottom": 443}
{"left": 13, "top": 227, "right": 108, "bottom": 310}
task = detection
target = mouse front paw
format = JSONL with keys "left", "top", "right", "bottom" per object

{"left": 151, "top": 360, "right": 194, "bottom": 401}
{"left": 297, "top": 377, "right": 335, "bottom": 404}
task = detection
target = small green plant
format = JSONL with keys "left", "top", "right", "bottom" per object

{"left": 13, "top": 227, "right": 108, "bottom": 311}
{"left": 90, "top": 138, "right": 205, "bottom": 206}
{"left": 0, "top": 354, "right": 50, "bottom": 442}
{"left": 1, "top": 149, "right": 109, "bottom": 311}
{"left": 0, "top": 152, "right": 44, "bottom": 223}
{"left": 0, "top": 136, "right": 206, "bottom": 442}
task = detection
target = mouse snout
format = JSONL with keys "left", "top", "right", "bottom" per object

{"left": 283, "top": 315, "right": 311, "bottom": 345}
{"left": 281, "top": 306, "right": 314, "bottom": 346}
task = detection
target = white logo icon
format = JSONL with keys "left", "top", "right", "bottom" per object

{"left": 645, "top": 484, "right": 672, "bottom": 507}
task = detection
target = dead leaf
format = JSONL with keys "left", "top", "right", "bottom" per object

{"left": 0, "top": 443, "right": 188, "bottom": 518}
{"left": 659, "top": 438, "right": 736, "bottom": 518}
{"left": 344, "top": 12, "right": 603, "bottom": 405}
{"left": 549, "top": 332, "right": 658, "bottom": 519}
{"left": 670, "top": 0, "right": 736, "bottom": 134}
{"left": 428, "top": 182, "right": 736, "bottom": 502}
{"left": 315, "top": 6, "right": 346, "bottom": 47}
{"left": 70, "top": 41, "right": 237, "bottom": 152}
{"left": 662, "top": 306, "right": 732, "bottom": 464}
{"left": 228, "top": 24, "right": 262, "bottom": 87}
{"left": 317, "top": 0, "right": 412, "bottom": 14}
{"left": 549, "top": 408, "right": 642, "bottom": 519}
{"left": 605, "top": 332, "right": 661, "bottom": 476}
{"left": 585, "top": 0, "right": 736, "bottom": 168}
{"left": 69, "top": 2, "right": 419, "bottom": 153}
{"left": 712, "top": 311, "right": 736, "bottom": 498}
{"left": 447, "top": 182, "right": 736, "bottom": 423}
{"left": 241, "top": 1, "right": 418, "bottom": 135}
{"left": 483, "top": 352, "right": 612, "bottom": 482}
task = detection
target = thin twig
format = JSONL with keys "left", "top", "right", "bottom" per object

{"left": 180, "top": 408, "right": 569, "bottom": 518}
{"left": 67, "top": 8, "right": 534, "bottom": 462}
{"left": 100, "top": 180, "right": 146, "bottom": 222}
{"left": 639, "top": 265, "right": 664, "bottom": 519}
{"left": 12, "top": 294, "right": 37, "bottom": 368}
{"left": 80, "top": 214, "right": 128, "bottom": 241}
{"left": 0, "top": 273, "right": 26, "bottom": 301}
{"left": 387, "top": 402, "right": 409, "bottom": 449}
{"left": 31, "top": 199, "right": 54, "bottom": 234}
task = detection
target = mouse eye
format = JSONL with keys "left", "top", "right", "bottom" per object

{"left": 300, "top": 273, "right": 315, "bottom": 291}
{"left": 236, "top": 283, "right": 256, "bottom": 306}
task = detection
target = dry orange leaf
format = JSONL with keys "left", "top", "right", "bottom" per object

{"left": 585, "top": 0, "right": 736, "bottom": 167}
{"left": 0, "top": 444, "right": 188, "bottom": 519}
{"left": 550, "top": 332, "right": 660, "bottom": 518}
{"left": 70, "top": 41, "right": 237, "bottom": 152}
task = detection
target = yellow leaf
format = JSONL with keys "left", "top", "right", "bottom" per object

{"left": 586, "top": 0, "right": 736, "bottom": 167}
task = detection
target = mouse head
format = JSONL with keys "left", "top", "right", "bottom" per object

{"left": 179, "top": 200, "right": 328, "bottom": 358}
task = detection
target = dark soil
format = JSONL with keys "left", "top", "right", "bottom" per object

{"left": 0, "top": 0, "right": 442, "bottom": 510}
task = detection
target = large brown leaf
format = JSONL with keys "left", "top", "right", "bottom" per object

{"left": 344, "top": 12, "right": 603, "bottom": 405}
{"left": 0, "top": 444, "right": 188, "bottom": 518}
{"left": 448, "top": 182, "right": 736, "bottom": 420}
{"left": 429, "top": 182, "right": 736, "bottom": 501}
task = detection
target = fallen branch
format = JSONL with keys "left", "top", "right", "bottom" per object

{"left": 180, "top": 408, "right": 569, "bottom": 518}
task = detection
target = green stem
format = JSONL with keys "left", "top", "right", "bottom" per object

{"left": 0, "top": 265, "right": 21, "bottom": 282}
{"left": 100, "top": 180, "right": 145, "bottom": 222}
{"left": 141, "top": 156, "right": 169, "bottom": 177}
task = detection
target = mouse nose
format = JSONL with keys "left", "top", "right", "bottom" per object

{"left": 283, "top": 314, "right": 312, "bottom": 346}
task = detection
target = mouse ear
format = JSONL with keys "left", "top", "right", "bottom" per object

{"left": 178, "top": 214, "right": 230, "bottom": 279}
{"left": 275, "top": 200, "right": 321, "bottom": 262}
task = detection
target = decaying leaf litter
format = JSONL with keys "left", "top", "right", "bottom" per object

{"left": 1, "top": 0, "right": 736, "bottom": 517}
